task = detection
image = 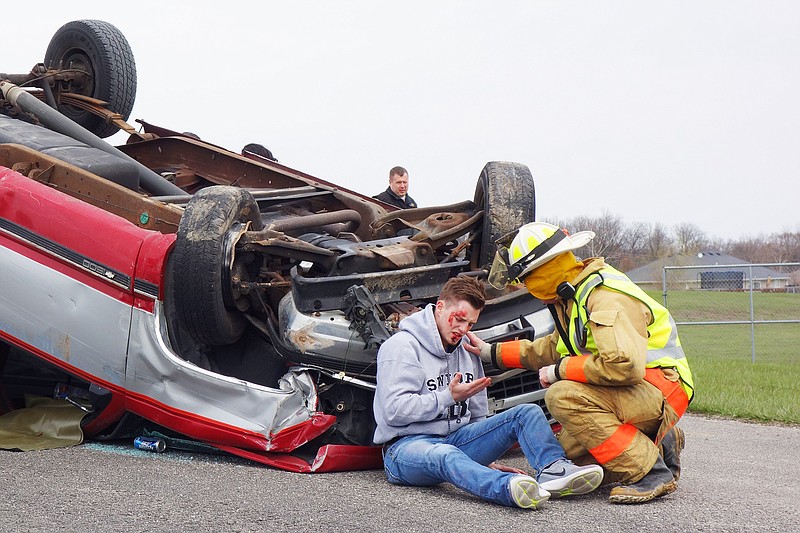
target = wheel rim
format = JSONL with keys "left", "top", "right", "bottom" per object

{"left": 53, "top": 49, "right": 96, "bottom": 120}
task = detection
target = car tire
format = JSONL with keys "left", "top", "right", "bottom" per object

{"left": 44, "top": 19, "right": 137, "bottom": 139}
{"left": 172, "top": 186, "right": 264, "bottom": 346}
{"left": 472, "top": 161, "right": 536, "bottom": 268}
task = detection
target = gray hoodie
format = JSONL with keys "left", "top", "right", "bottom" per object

{"left": 372, "top": 304, "right": 489, "bottom": 444}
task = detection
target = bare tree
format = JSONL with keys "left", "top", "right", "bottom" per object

{"left": 725, "top": 231, "right": 800, "bottom": 265}
{"left": 767, "top": 232, "right": 800, "bottom": 264}
{"left": 545, "top": 214, "right": 797, "bottom": 275}
{"left": 617, "top": 221, "right": 649, "bottom": 271}
{"left": 561, "top": 211, "right": 627, "bottom": 264}
{"left": 672, "top": 223, "right": 707, "bottom": 255}
{"left": 646, "top": 222, "right": 674, "bottom": 260}
{"left": 555, "top": 216, "right": 673, "bottom": 269}
{"left": 705, "top": 236, "right": 730, "bottom": 254}
{"left": 728, "top": 236, "right": 763, "bottom": 263}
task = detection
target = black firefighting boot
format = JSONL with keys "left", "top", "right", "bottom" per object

{"left": 659, "top": 425, "right": 685, "bottom": 481}
{"left": 608, "top": 455, "right": 677, "bottom": 504}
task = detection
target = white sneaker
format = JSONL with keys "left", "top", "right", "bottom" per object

{"left": 537, "top": 459, "right": 604, "bottom": 498}
{"left": 509, "top": 475, "right": 550, "bottom": 509}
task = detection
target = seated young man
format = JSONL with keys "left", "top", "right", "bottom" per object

{"left": 373, "top": 275, "right": 603, "bottom": 510}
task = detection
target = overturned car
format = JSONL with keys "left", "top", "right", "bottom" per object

{"left": 0, "top": 20, "right": 553, "bottom": 471}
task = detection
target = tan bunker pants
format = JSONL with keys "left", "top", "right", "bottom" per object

{"left": 545, "top": 379, "right": 673, "bottom": 485}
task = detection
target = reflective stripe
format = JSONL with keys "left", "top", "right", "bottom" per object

{"left": 598, "top": 271, "right": 628, "bottom": 283}
{"left": 589, "top": 423, "right": 638, "bottom": 465}
{"left": 647, "top": 346, "right": 686, "bottom": 364}
{"left": 569, "top": 339, "right": 592, "bottom": 356}
{"left": 563, "top": 355, "right": 590, "bottom": 382}
{"left": 575, "top": 273, "right": 603, "bottom": 303}
{"left": 570, "top": 274, "right": 604, "bottom": 353}
{"left": 646, "top": 315, "right": 683, "bottom": 361}
{"left": 558, "top": 264, "right": 695, "bottom": 401}
{"left": 644, "top": 368, "right": 689, "bottom": 418}
{"left": 499, "top": 340, "right": 523, "bottom": 368}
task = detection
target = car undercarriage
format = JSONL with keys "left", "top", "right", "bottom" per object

{"left": 0, "top": 19, "right": 553, "bottom": 471}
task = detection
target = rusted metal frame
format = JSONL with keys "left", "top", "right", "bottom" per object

{"left": 120, "top": 137, "right": 390, "bottom": 240}
{"left": 16, "top": 87, "right": 149, "bottom": 140}
{"left": 440, "top": 231, "right": 479, "bottom": 264}
{"left": 132, "top": 120, "right": 391, "bottom": 241}
{"left": 1, "top": 81, "right": 182, "bottom": 196}
{"left": 56, "top": 93, "right": 145, "bottom": 139}
{"left": 266, "top": 209, "right": 362, "bottom": 235}
{"left": 413, "top": 210, "right": 482, "bottom": 251}
{"left": 150, "top": 185, "right": 323, "bottom": 206}
{"left": 119, "top": 137, "right": 330, "bottom": 191}
{"left": 0, "top": 144, "right": 182, "bottom": 232}
{"left": 370, "top": 240, "right": 436, "bottom": 269}
{"left": 136, "top": 120, "right": 391, "bottom": 205}
{"left": 290, "top": 260, "right": 471, "bottom": 313}
{"left": 370, "top": 200, "right": 480, "bottom": 243}
{"left": 331, "top": 239, "right": 437, "bottom": 274}
{"left": 370, "top": 201, "right": 483, "bottom": 255}
{"left": 2, "top": 65, "right": 89, "bottom": 92}
{"left": 238, "top": 229, "right": 336, "bottom": 273}
{"left": 0, "top": 73, "right": 36, "bottom": 85}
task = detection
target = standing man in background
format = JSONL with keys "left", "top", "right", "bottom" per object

{"left": 373, "top": 166, "right": 417, "bottom": 209}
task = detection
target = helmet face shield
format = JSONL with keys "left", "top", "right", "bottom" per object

{"left": 487, "top": 229, "right": 519, "bottom": 290}
{"left": 487, "top": 222, "right": 597, "bottom": 290}
{"left": 488, "top": 248, "right": 512, "bottom": 289}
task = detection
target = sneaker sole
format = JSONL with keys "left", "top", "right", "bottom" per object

{"left": 608, "top": 479, "right": 678, "bottom": 504}
{"left": 511, "top": 478, "right": 551, "bottom": 510}
{"left": 539, "top": 467, "right": 604, "bottom": 498}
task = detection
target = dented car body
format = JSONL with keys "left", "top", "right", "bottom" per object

{"left": 0, "top": 20, "right": 553, "bottom": 471}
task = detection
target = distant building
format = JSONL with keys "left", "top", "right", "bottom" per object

{"left": 625, "top": 251, "right": 790, "bottom": 292}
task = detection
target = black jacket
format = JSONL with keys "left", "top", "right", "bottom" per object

{"left": 373, "top": 187, "right": 417, "bottom": 209}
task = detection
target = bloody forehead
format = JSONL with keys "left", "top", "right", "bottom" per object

{"left": 447, "top": 309, "right": 468, "bottom": 325}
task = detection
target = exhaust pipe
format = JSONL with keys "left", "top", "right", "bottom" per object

{"left": 0, "top": 80, "right": 184, "bottom": 196}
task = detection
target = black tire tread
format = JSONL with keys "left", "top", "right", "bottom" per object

{"left": 474, "top": 161, "right": 536, "bottom": 268}
{"left": 172, "top": 187, "right": 263, "bottom": 346}
{"left": 45, "top": 19, "right": 137, "bottom": 138}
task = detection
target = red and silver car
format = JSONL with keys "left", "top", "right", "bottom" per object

{"left": 0, "top": 20, "right": 553, "bottom": 471}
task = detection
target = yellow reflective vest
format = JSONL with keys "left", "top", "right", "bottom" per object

{"left": 557, "top": 264, "right": 695, "bottom": 401}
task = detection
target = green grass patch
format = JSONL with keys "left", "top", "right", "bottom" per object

{"left": 636, "top": 291, "right": 800, "bottom": 423}
{"left": 678, "top": 323, "right": 800, "bottom": 424}
{"left": 645, "top": 289, "right": 800, "bottom": 322}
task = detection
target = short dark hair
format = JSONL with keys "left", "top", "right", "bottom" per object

{"left": 243, "top": 143, "right": 277, "bottom": 162}
{"left": 389, "top": 166, "right": 407, "bottom": 179}
{"left": 439, "top": 276, "right": 486, "bottom": 311}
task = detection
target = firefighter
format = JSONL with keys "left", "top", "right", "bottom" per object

{"left": 465, "top": 221, "right": 694, "bottom": 504}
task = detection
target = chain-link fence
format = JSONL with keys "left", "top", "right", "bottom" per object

{"left": 652, "top": 262, "right": 800, "bottom": 363}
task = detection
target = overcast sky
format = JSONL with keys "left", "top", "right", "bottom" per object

{"left": 6, "top": 1, "right": 799, "bottom": 240}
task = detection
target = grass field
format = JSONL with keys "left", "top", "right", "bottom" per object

{"left": 658, "top": 290, "right": 800, "bottom": 323}
{"left": 645, "top": 290, "right": 800, "bottom": 425}
{"left": 679, "top": 324, "right": 800, "bottom": 424}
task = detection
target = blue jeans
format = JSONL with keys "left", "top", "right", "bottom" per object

{"left": 382, "top": 404, "right": 564, "bottom": 507}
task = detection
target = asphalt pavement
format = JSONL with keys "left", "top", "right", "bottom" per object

{"left": 1, "top": 413, "right": 798, "bottom": 532}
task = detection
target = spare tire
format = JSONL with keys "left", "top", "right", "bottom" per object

{"left": 44, "top": 20, "right": 137, "bottom": 138}
{"left": 472, "top": 161, "right": 536, "bottom": 268}
{"left": 172, "top": 186, "right": 264, "bottom": 346}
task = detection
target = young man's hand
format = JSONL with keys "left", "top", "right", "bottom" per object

{"left": 489, "top": 462, "right": 529, "bottom": 475}
{"left": 449, "top": 372, "right": 492, "bottom": 402}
